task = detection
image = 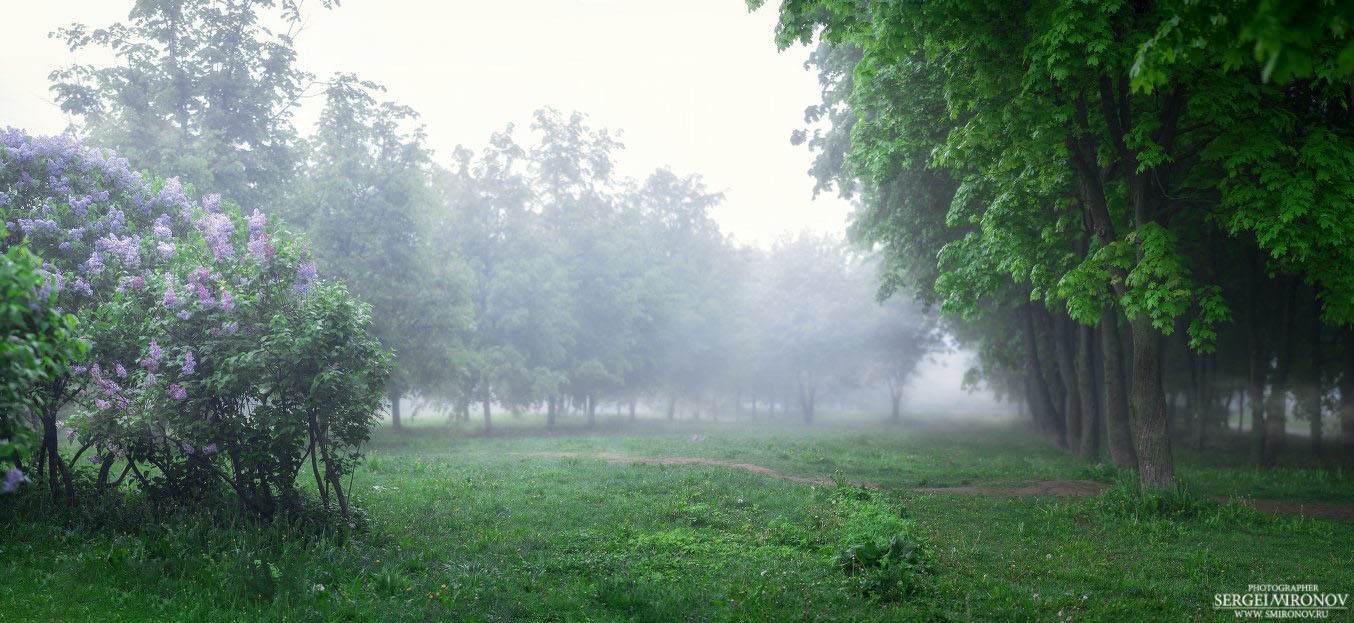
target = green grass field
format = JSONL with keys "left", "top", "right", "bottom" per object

{"left": 3, "top": 413, "right": 1352, "bottom": 622}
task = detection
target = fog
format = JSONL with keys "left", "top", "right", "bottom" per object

{"left": 2, "top": 0, "right": 1008, "bottom": 433}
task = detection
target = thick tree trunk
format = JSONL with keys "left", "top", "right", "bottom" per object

{"left": 1076, "top": 324, "right": 1101, "bottom": 459}
{"left": 388, "top": 387, "right": 402, "bottom": 430}
{"left": 1100, "top": 306, "right": 1136, "bottom": 469}
{"left": 1022, "top": 304, "right": 1066, "bottom": 448}
{"left": 1052, "top": 313, "right": 1084, "bottom": 450}
{"left": 1127, "top": 314, "right": 1175, "bottom": 489}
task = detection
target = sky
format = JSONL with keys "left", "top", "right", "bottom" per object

{"left": 1, "top": 0, "right": 854, "bottom": 248}
{"left": 0, "top": 0, "right": 1003, "bottom": 409}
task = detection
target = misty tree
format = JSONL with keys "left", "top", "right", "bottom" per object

{"left": 291, "top": 74, "right": 467, "bottom": 429}
{"left": 437, "top": 126, "right": 574, "bottom": 432}
{"left": 48, "top": 0, "right": 331, "bottom": 212}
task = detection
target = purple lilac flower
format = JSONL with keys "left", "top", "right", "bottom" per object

{"left": 168, "top": 383, "right": 187, "bottom": 400}
{"left": 158, "top": 177, "right": 188, "bottom": 210}
{"left": 95, "top": 233, "right": 140, "bottom": 268}
{"left": 246, "top": 209, "right": 266, "bottom": 237}
{"left": 142, "top": 340, "right": 164, "bottom": 371}
{"left": 95, "top": 398, "right": 111, "bottom": 409}
{"left": 202, "top": 443, "right": 218, "bottom": 456}
{"left": 81, "top": 251, "right": 104, "bottom": 274}
{"left": 182, "top": 351, "right": 195, "bottom": 375}
{"left": 163, "top": 283, "right": 181, "bottom": 308}
{"left": 176, "top": 309, "right": 191, "bottom": 320}
{"left": 188, "top": 267, "right": 215, "bottom": 306}
{"left": 203, "top": 193, "right": 221, "bottom": 213}
{"left": 144, "top": 371, "right": 157, "bottom": 386}
{"left": 197, "top": 213, "right": 234, "bottom": 259}
{"left": 115, "top": 363, "right": 127, "bottom": 378}
{"left": 2, "top": 468, "right": 25, "bottom": 494}
{"left": 247, "top": 234, "right": 275, "bottom": 263}
{"left": 66, "top": 428, "right": 77, "bottom": 443}
{"left": 219, "top": 289, "right": 235, "bottom": 312}
{"left": 70, "top": 277, "right": 92, "bottom": 296}
{"left": 153, "top": 214, "right": 173, "bottom": 237}
{"left": 87, "top": 455, "right": 103, "bottom": 465}
{"left": 71, "top": 364, "right": 88, "bottom": 374}
{"left": 180, "top": 441, "right": 195, "bottom": 455}
{"left": 295, "top": 261, "right": 318, "bottom": 296}
{"left": 157, "top": 241, "right": 175, "bottom": 259}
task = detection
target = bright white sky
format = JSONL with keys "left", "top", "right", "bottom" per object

{"left": 0, "top": 0, "right": 854, "bottom": 247}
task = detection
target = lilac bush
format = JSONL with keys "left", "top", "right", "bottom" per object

{"left": 0, "top": 129, "right": 389, "bottom": 521}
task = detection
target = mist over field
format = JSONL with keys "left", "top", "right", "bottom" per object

{"left": 1, "top": 1, "right": 1352, "bottom": 621}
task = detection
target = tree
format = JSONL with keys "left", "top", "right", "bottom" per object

{"left": 289, "top": 74, "right": 466, "bottom": 430}
{"left": 49, "top": 0, "right": 332, "bottom": 212}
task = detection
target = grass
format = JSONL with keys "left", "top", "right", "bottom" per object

{"left": 1, "top": 413, "right": 1351, "bottom": 621}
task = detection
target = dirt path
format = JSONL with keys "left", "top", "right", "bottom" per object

{"left": 514, "top": 451, "right": 1354, "bottom": 521}
{"left": 515, "top": 451, "right": 880, "bottom": 488}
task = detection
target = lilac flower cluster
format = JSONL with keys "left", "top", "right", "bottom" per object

{"left": 296, "top": 260, "right": 318, "bottom": 296}
{"left": 197, "top": 212, "right": 235, "bottom": 260}
{"left": 2, "top": 468, "right": 24, "bottom": 494}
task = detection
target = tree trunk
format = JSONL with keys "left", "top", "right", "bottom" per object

{"left": 1051, "top": 312, "right": 1084, "bottom": 451}
{"left": 1307, "top": 305, "right": 1323, "bottom": 454}
{"left": 890, "top": 383, "right": 902, "bottom": 423}
{"left": 1022, "top": 304, "right": 1066, "bottom": 448}
{"left": 547, "top": 395, "right": 557, "bottom": 429}
{"left": 1127, "top": 314, "right": 1175, "bottom": 489}
{"left": 586, "top": 395, "right": 596, "bottom": 428}
{"left": 482, "top": 388, "right": 492, "bottom": 435}
{"left": 388, "top": 387, "right": 403, "bottom": 430}
{"left": 1342, "top": 329, "right": 1354, "bottom": 446}
{"left": 629, "top": 399, "right": 637, "bottom": 422}
{"left": 1076, "top": 323, "right": 1101, "bottom": 459}
{"left": 1100, "top": 306, "right": 1136, "bottom": 469}
{"left": 667, "top": 396, "right": 677, "bottom": 420}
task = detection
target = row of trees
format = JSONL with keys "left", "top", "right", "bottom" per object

{"left": 42, "top": 0, "right": 939, "bottom": 432}
{"left": 754, "top": 0, "right": 1354, "bottom": 487}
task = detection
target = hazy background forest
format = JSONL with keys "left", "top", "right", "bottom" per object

{"left": 2, "top": 1, "right": 1352, "bottom": 621}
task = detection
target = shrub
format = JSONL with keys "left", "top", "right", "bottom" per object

{"left": 0, "top": 128, "right": 389, "bottom": 522}
{"left": 0, "top": 245, "right": 87, "bottom": 496}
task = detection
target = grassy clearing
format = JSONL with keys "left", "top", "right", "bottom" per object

{"left": 2, "top": 414, "right": 1351, "bottom": 621}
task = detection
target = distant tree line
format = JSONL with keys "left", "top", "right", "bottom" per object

{"left": 44, "top": 0, "right": 938, "bottom": 432}
{"left": 752, "top": 0, "right": 1354, "bottom": 488}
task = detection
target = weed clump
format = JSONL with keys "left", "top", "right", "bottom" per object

{"left": 827, "top": 485, "right": 933, "bottom": 601}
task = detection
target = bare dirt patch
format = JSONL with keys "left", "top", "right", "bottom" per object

{"left": 514, "top": 452, "right": 1354, "bottom": 520}
{"left": 512, "top": 451, "right": 879, "bottom": 488}
{"left": 915, "top": 479, "right": 1110, "bottom": 497}
{"left": 1214, "top": 498, "right": 1354, "bottom": 521}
